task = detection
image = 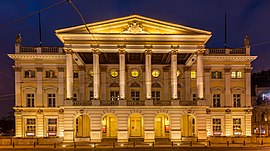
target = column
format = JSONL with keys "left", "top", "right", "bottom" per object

{"left": 245, "top": 67, "right": 252, "bottom": 107}
{"left": 145, "top": 48, "right": 153, "bottom": 105}
{"left": 163, "top": 67, "right": 169, "bottom": 101}
{"left": 78, "top": 65, "right": 86, "bottom": 104}
{"left": 92, "top": 48, "right": 100, "bottom": 105}
{"left": 36, "top": 110, "right": 44, "bottom": 137}
{"left": 119, "top": 48, "right": 126, "bottom": 99}
{"left": 171, "top": 49, "right": 178, "bottom": 99}
{"left": 57, "top": 67, "right": 64, "bottom": 106}
{"left": 100, "top": 66, "right": 107, "bottom": 101}
{"left": 196, "top": 50, "right": 204, "bottom": 99}
{"left": 224, "top": 67, "right": 231, "bottom": 107}
{"left": 13, "top": 66, "right": 22, "bottom": 107}
{"left": 36, "top": 67, "right": 43, "bottom": 107}
{"left": 65, "top": 49, "right": 73, "bottom": 100}
{"left": 14, "top": 111, "right": 23, "bottom": 137}
{"left": 184, "top": 66, "right": 191, "bottom": 101}
{"left": 204, "top": 67, "right": 211, "bottom": 106}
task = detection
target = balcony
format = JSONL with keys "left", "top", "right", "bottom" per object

{"left": 205, "top": 48, "right": 246, "bottom": 55}
{"left": 127, "top": 100, "right": 145, "bottom": 106}
{"left": 179, "top": 100, "right": 197, "bottom": 106}
{"left": 153, "top": 100, "right": 171, "bottom": 106}
{"left": 19, "top": 46, "right": 64, "bottom": 54}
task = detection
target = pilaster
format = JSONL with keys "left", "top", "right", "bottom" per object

{"left": 224, "top": 67, "right": 231, "bottom": 107}
{"left": 184, "top": 66, "right": 191, "bottom": 101}
{"left": 78, "top": 65, "right": 86, "bottom": 104}
{"left": 204, "top": 67, "right": 211, "bottom": 106}
{"left": 145, "top": 47, "right": 152, "bottom": 100}
{"left": 13, "top": 66, "right": 22, "bottom": 107}
{"left": 245, "top": 67, "right": 252, "bottom": 107}
{"left": 36, "top": 67, "right": 43, "bottom": 107}
{"left": 57, "top": 67, "right": 64, "bottom": 106}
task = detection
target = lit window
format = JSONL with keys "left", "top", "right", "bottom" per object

{"left": 211, "top": 71, "right": 222, "bottom": 79}
{"left": 152, "top": 69, "right": 160, "bottom": 78}
{"left": 24, "top": 70, "right": 35, "bottom": 78}
{"left": 192, "top": 94, "right": 197, "bottom": 101}
{"left": 48, "top": 119, "right": 57, "bottom": 136}
{"left": 233, "top": 94, "right": 241, "bottom": 107}
{"left": 26, "top": 118, "right": 36, "bottom": 136}
{"left": 48, "top": 94, "right": 56, "bottom": 107}
{"left": 231, "top": 71, "right": 242, "bottom": 79}
{"left": 191, "top": 71, "right": 196, "bottom": 79}
{"left": 73, "top": 71, "right": 79, "bottom": 78}
{"left": 131, "top": 69, "right": 139, "bottom": 78}
{"left": 152, "top": 91, "right": 160, "bottom": 101}
{"left": 110, "top": 69, "right": 118, "bottom": 78}
{"left": 46, "top": 70, "right": 56, "bottom": 78}
{"left": 213, "top": 94, "right": 221, "bottom": 107}
{"left": 177, "top": 70, "right": 181, "bottom": 77}
{"left": 131, "top": 91, "right": 140, "bottom": 101}
{"left": 233, "top": 118, "right": 242, "bottom": 135}
{"left": 213, "top": 118, "right": 222, "bottom": 136}
{"left": 89, "top": 69, "right": 94, "bottom": 77}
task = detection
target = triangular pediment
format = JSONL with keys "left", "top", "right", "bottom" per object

{"left": 55, "top": 15, "right": 211, "bottom": 35}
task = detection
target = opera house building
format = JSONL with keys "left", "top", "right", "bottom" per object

{"left": 8, "top": 15, "right": 256, "bottom": 142}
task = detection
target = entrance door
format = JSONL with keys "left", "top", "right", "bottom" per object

{"left": 76, "top": 115, "right": 90, "bottom": 137}
{"left": 181, "top": 114, "right": 196, "bottom": 137}
{"left": 130, "top": 117, "right": 142, "bottom": 137}
{"left": 155, "top": 117, "right": 162, "bottom": 137}
{"left": 109, "top": 117, "right": 117, "bottom": 137}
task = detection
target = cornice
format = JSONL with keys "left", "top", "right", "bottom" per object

{"left": 8, "top": 54, "right": 66, "bottom": 60}
{"left": 203, "top": 56, "right": 257, "bottom": 62}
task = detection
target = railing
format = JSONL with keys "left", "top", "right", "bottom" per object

{"left": 100, "top": 100, "right": 119, "bottom": 106}
{"left": 205, "top": 48, "right": 246, "bottom": 55}
{"left": 153, "top": 100, "right": 171, "bottom": 106}
{"left": 179, "top": 100, "right": 197, "bottom": 106}
{"left": 127, "top": 100, "right": 145, "bottom": 106}
{"left": 73, "top": 100, "right": 92, "bottom": 106}
{"left": 19, "top": 46, "right": 63, "bottom": 54}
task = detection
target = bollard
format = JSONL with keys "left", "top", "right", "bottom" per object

{"left": 190, "top": 141, "right": 192, "bottom": 146}
{"left": 13, "top": 142, "right": 15, "bottom": 148}
{"left": 152, "top": 142, "right": 155, "bottom": 147}
{"left": 171, "top": 142, "right": 173, "bottom": 147}
{"left": 261, "top": 140, "right": 263, "bottom": 145}
{"left": 208, "top": 141, "right": 211, "bottom": 146}
{"left": 133, "top": 141, "right": 135, "bottom": 147}
{"left": 227, "top": 141, "right": 229, "bottom": 146}
{"left": 54, "top": 143, "right": 56, "bottom": 148}
{"left": 74, "top": 142, "right": 76, "bottom": 148}
{"left": 94, "top": 143, "right": 96, "bottom": 148}
{"left": 113, "top": 142, "right": 115, "bottom": 148}
{"left": 34, "top": 142, "right": 36, "bottom": 148}
{"left": 243, "top": 141, "right": 245, "bottom": 146}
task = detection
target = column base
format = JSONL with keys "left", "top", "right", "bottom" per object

{"left": 64, "top": 99, "right": 73, "bottom": 106}
{"left": 119, "top": 99, "right": 127, "bottom": 106}
{"left": 90, "top": 131, "right": 102, "bottom": 142}
{"left": 170, "top": 130, "right": 181, "bottom": 142}
{"left": 117, "top": 130, "right": 128, "bottom": 142}
{"left": 171, "top": 99, "right": 179, "bottom": 106}
{"left": 197, "top": 99, "right": 206, "bottom": 106}
{"left": 144, "top": 130, "right": 155, "bottom": 142}
{"left": 145, "top": 99, "right": 153, "bottom": 106}
{"left": 91, "top": 99, "right": 100, "bottom": 106}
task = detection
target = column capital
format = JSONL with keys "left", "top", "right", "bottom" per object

{"left": 36, "top": 67, "right": 43, "bottom": 72}
{"left": 78, "top": 65, "right": 86, "bottom": 71}
{"left": 203, "top": 66, "right": 211, "bottom": 72}
{"left": 170, "top": 49, "right": 178, "bottom": 55}
{"left": 64, "top": 48, "right": 73, "bottom": 54}
{"left": 144, "top": 49, "right": 152, "bottom": 55}
{"left": 57, "top": 67, "right": 64, "bottom": 72}
{"left": 197, "top": 49, "right": 205, "bottom": 55}
{"left": 245, "top": 67, "right": 252, "bottom": 73}
{"left": 224, "top": 67, "right": 231, "bottom": 72}
{"left": 92, "top": 48, "right": 100, "bottom": 54}
{"left": 118, "top": 48, "right": 126, "bottom": 55}
{"left": 171, "top": 45, "right": 179, "bottom": 50}
{"left": 13, "top": 66, "right": 21, "bottom": 72}
{"left": 184, "top": 66, "right": 191, "bottom": 72}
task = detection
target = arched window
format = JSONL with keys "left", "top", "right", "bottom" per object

{"left": 261, "top": 112, "right": 267, "bottom": 122}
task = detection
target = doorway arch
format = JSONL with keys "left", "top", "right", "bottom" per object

{"left": 128, "top": 114, "right": 143, "bottom": 137}
{"left": 102, "top": 114, "right": 118, "bottom": 137}
{"left": 181, "top": 114, "right": 196, "bottom": 137}
{"left": 154, "top": 114, "right": 170, "bottom": 138}
{"left": 76, "top": 114, "right": 90, "bottom": 137}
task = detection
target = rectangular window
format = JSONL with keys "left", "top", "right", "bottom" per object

{"left": 213, "top": 118, "right": 222, "bottom": 135}
{"left": 131, "top": 91, "right": 140, "bottom": 101}
{"left": 45, "top": 70, "right": 56, "bottom": 78}
{"left": 152, "top": 91, "right": 160, "bottom": 101}
{"left": 110, "top": 91, "right": 119, "bottom": 101}
{"left": 48, "top": 118, "right": 57, "bottom": 136}
{"left": 74, "top": 71, "right": 79, "bottom": 78}
{"left": 48, "top": 94, "right": 56, "bottom": 107}
{"left": 233, "top": 94, "right": 241, "bottom": 107}
{"left": 233, "top": 118, "right": 242, "bottom": 135}
{"left": 211, "top": 71, "right": 222, "bottom": 79}
{"left": 73, "top": 94, "right": 78, "bottom": 101}
{"left": 26, "top": 118, "right": 36, "bottom": 136}
{"left": 24, "top": 70, "right": 35, "bottom": 78}
{"left": 191, "top": 71, "right": 196, "bottom": 79}
{"left": 89, "top": 91, "right": 93, "bottom": 100}
{"left": 26, "top": 94, "right": 35, "bottom": 107}
{"left": 192, "top": 94, "right": 197, "bottom": 101}
{"left": 213, "top": 94, "right": 221, "bottom": 107}
{"left": 231, "top": 71, "right": 242, "bottom": 79}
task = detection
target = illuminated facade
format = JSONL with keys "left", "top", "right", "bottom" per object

{"left": 9, "top": 15, "right": 256, "bottom": 142}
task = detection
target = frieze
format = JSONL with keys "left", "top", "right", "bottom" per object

{"left": 57, "top": 67, "right": 64, "bottom": 72}
{"left": 203, "top": 56, "right": 257, "bottom": 62}
{"left": 203, "top": 67, "right": 211, "bottom": 72}
{"left": 8, "top": 54, "right": 66, "bottom": 60}
{"left": 36, "top": 67, "right": 43, "bottom": 72}
{"left": 13, "top": 66, "right": 21, "bottom": 72}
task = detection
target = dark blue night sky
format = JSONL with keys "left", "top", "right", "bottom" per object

{"left": 0, "top": 0, "right": 270, "bottom": 117}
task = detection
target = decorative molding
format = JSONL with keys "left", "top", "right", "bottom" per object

{"left": 163, "top": 66, "right": 170, "bottom": 72}
{"left": 64, "top": 48, "right": 73, "bottom": 54}
{"left": 78, "top": 65, "right": 86, "bottom": 71}
{"left": 37, "top": 109, "right": 43, "bottom": 114}
{"left": 225, "top": 108, "right": 231, "bottom": 114}
{"left": 118, "top": 45, "right": 126, "bottom": 55}
{"left": 13, "top": 66, "right": 21, "bottom": 72}
{"left": 36, "top": 67, "right": 43, "bottom": 72}
{"left": 203, "top": 66, "right": 211, "bottom": 72}
{"left": 184, "top": 66, "right": 191, "bottom": 72}
{"left": 57, "top": 67, "right": 64, "bottom": 72}
{"left": 224, "top": 67, "right": 231, "bottom": 72}
{"left": 206, "top": 108, "right": 211, "bottom": 114}
{"left": 171, "top": 49, "right": 178, "bottom": 55}
{"left": 92, "top": 48, "right": 100, "bottom": 54}
{"left": 203, "top": 56, "right": 257, "bottom": 62}
{"left": 144, "top": 47, "right": 152, "bottom": 55}
{"left": 122, "top": 21, "right": 148, "bottom": 34}
{"left": 197, "top": 49, "right": 205, "bottom": 55}
{"left": 245, "top": 67, "right": 252, "bottom": 73}
{"left": 59, "top": 108, "right": 64, "bottom": 114}
{"left": 8, "top": 54, "right": 66, "bottom": 60}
